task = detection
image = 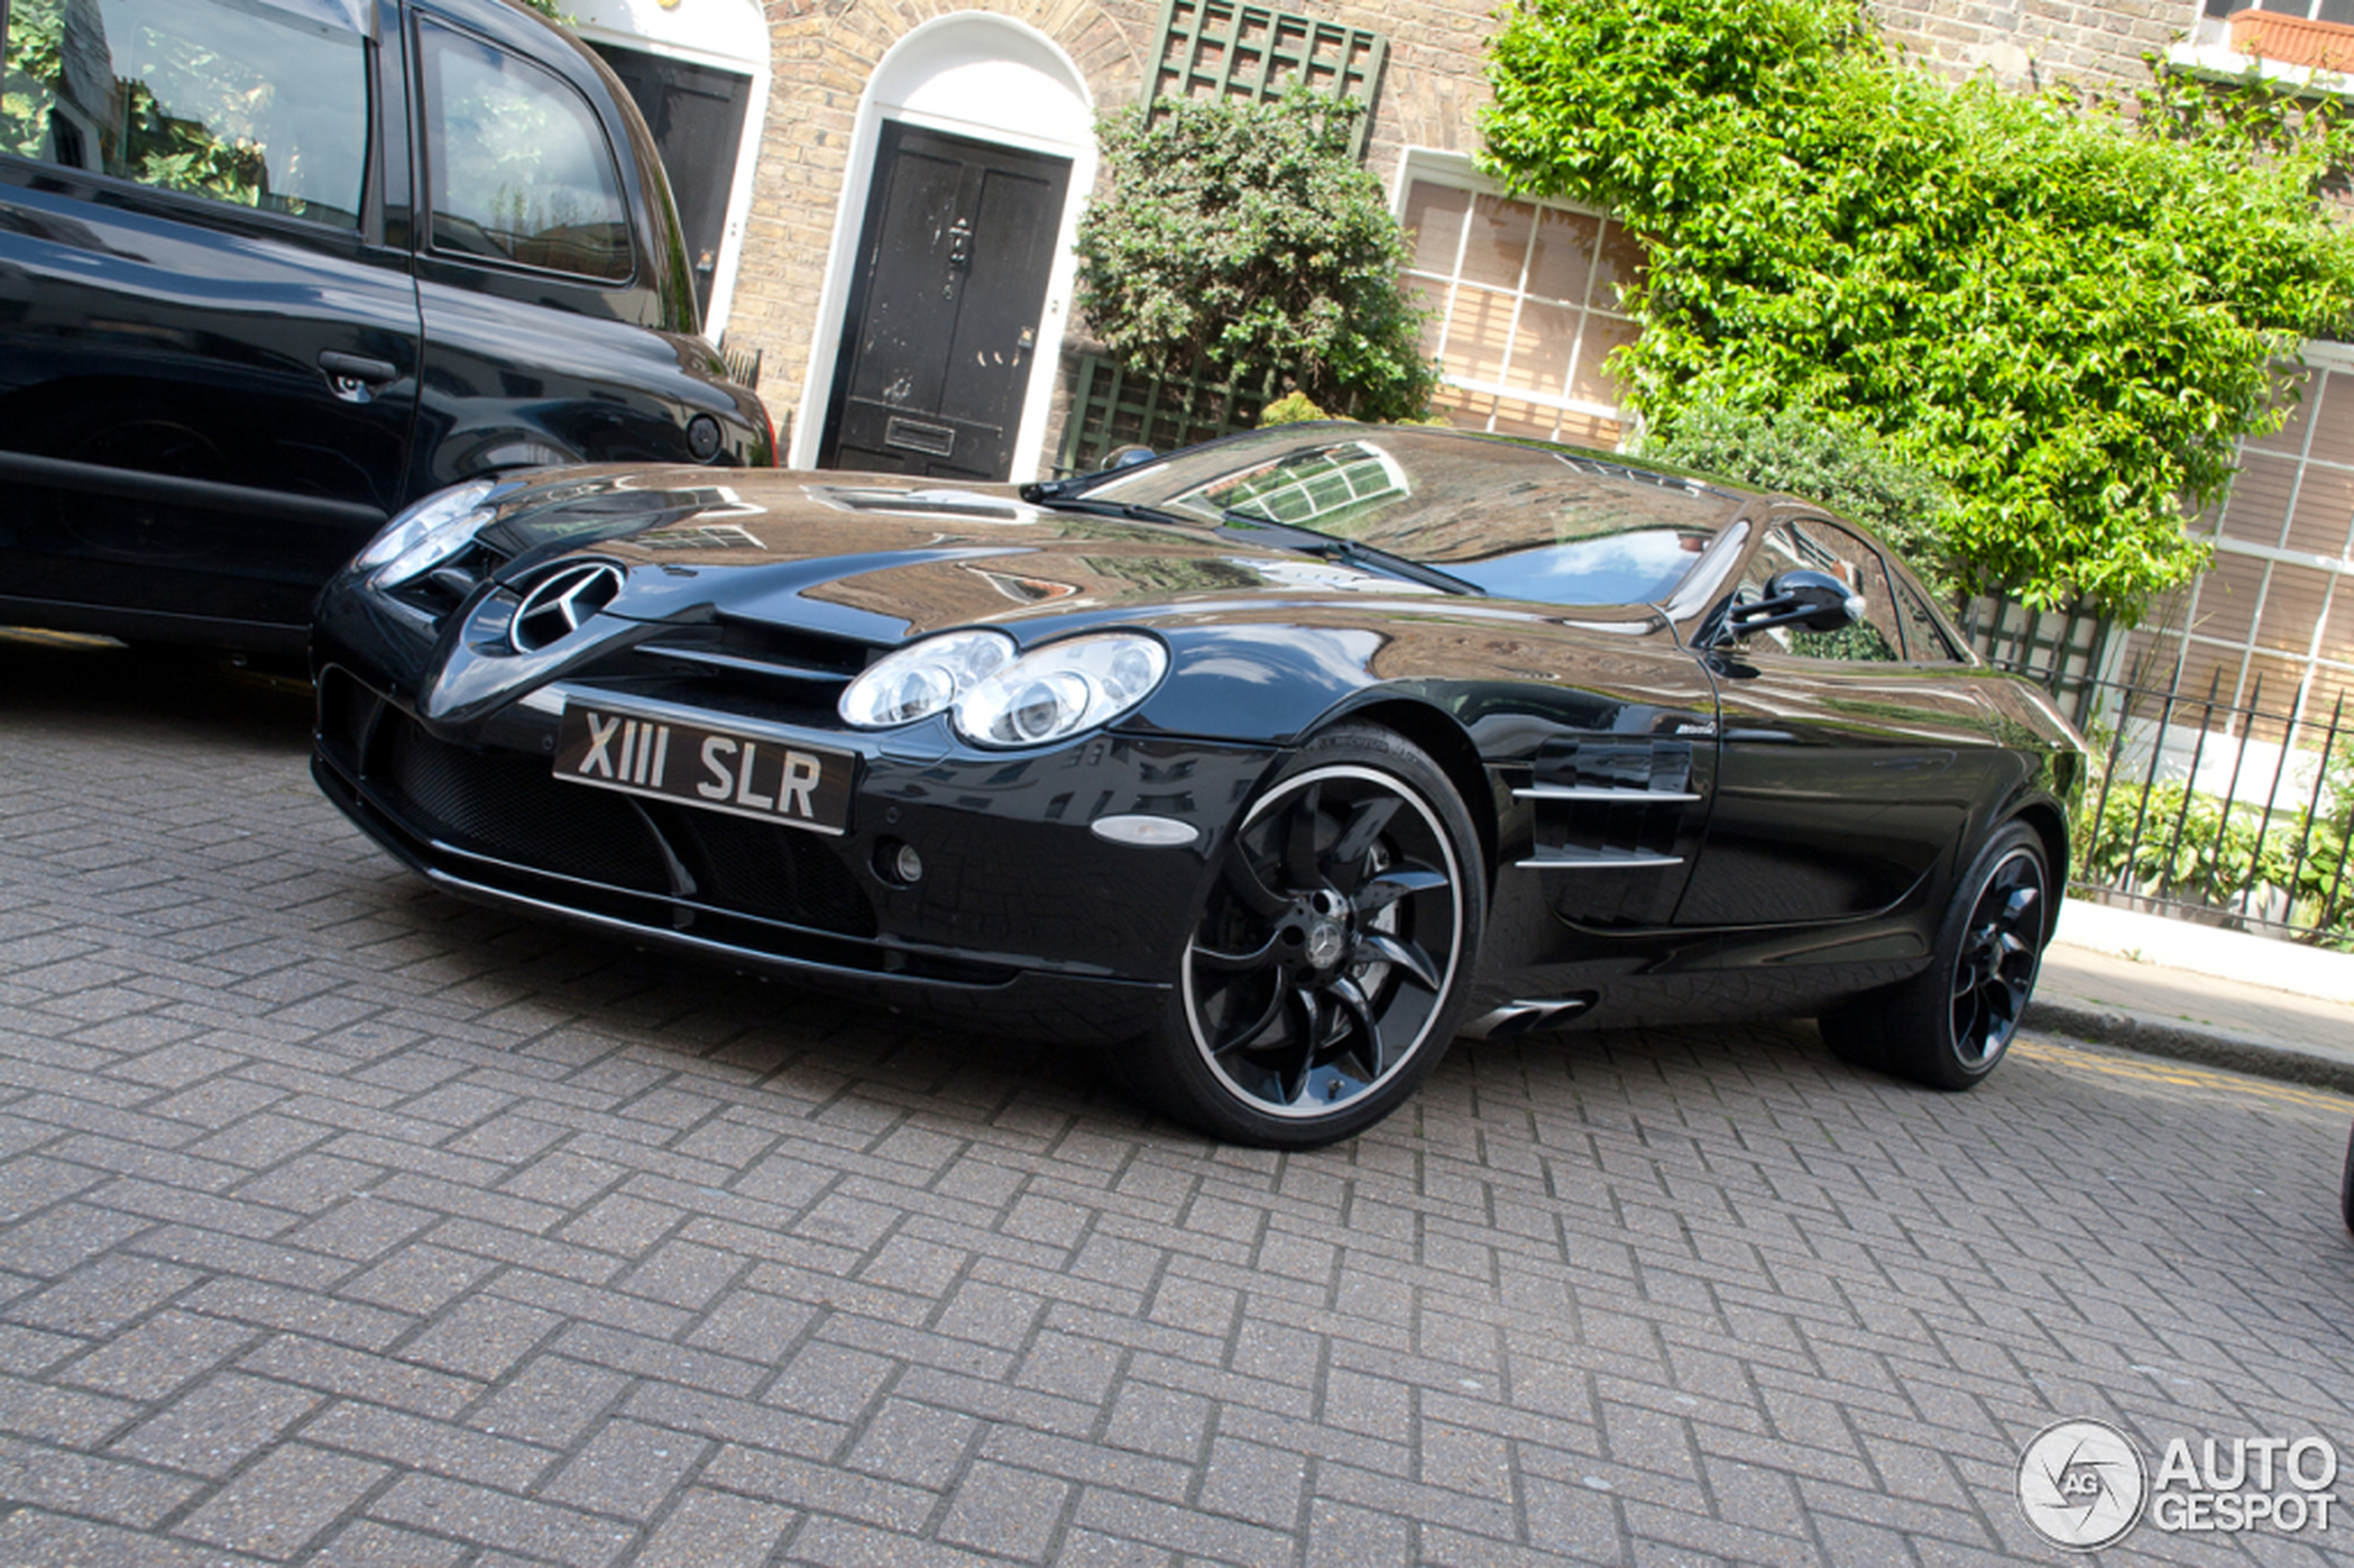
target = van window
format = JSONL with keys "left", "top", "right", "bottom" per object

{"left": 419, "top": 19, "right": 629, "bottom": 281}
{"left": 1, "top": 0, "right": 368, "bottom": 226}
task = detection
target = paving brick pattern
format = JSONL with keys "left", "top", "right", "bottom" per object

{"left": 3, "top": 640, "right": 2352, "bottom": 1565}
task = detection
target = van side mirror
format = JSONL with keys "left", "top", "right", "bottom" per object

{"left": 1729, "top": 569, "right": 1864, "bottom": 637}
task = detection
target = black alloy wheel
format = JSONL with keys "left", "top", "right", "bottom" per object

{"left": 1947, "top": 839, "right": 2045, "bottom": 1073}
{"left": 1120, "top": 725, "right": 1483, "bottom": 1146}
{"left": 1823, "top": 819, "right": 2050, "bottom": 1090}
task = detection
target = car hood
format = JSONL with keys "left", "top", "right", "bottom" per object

{"left": 379, "top": 466, "right": 1686, "bottom": 735}
{"left": 474, "top": 467, "right": 1507, "bottom": 644}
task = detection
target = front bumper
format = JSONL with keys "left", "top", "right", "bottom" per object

{"left": 311, "top": 664, "right": 1281, "bottom": 1043}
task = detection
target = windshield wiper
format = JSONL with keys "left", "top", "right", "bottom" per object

{"left": 1219, "top": 511, "right": 1484, "bottom": 597}
{"left": 1017, "top": 489, "right": 1197, "bottom": 527}
{"left": 1019, "top": 491, "right": 1484, "bottom": 596}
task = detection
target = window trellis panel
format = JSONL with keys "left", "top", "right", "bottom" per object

{"left": 1145, "top": 0, "right": 1386, "bottom": 158}
{"left": 1056, "top": 354, "right": 1284, "bottom": 476}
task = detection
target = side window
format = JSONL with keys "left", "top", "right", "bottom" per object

{"left": 1734, "top": 518, "right": 1904, "bottom": 662}
{"left": 419, "top": 19, "right": 630, "bottom": 282}
{"left": 1893, "top": 575, "right": 1969, "bottom": 664}
{"left": 1, "top": 0, "right": 367, "bottom": 226}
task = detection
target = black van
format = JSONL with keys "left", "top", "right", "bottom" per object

{"left": 0, "top": 0, "right": 772, "bottom": 651}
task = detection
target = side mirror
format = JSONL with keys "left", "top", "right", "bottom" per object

{"left": 1729, "top": 569, "right": 1864, "bottom": 638}
{"left": 1097, "top": 444, "right": 1158, "bottom": 473}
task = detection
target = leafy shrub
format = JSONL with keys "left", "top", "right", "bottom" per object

{"left": 1636, "top": 401, "right": 1961, "bottom": 606}
{"left": 1077, "top": 89, "right": 1436, "bottom": 423}
{"left": 1480, "top": 0, "right": 2354, "bottom": 619}
{"left": 1257, "top": 391, "right": 1334, "bottom": 426}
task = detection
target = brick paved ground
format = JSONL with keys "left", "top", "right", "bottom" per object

{"left": 3, "top": 636, "right": 2351, "bottom": 1566}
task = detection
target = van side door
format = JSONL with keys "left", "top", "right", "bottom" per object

{"left": 0, "top": 0, "right": 422, "bottom": 645}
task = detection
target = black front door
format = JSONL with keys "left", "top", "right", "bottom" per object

{"left": 819, "top": 123, "right": 1070, "bottom": 482}
{"left": 589, "top": 43, "right": 751, "bottom": 322}
{"left": 1672, "top": 516, "right": 2004, "bottom": 929}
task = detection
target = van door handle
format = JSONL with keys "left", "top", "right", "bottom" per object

{"left": 318, "top": 350, "right": 399, "bottom": 386}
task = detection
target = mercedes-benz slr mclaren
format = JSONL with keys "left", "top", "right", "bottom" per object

{"left": 310, "top": 424, "right": 2083, "bottom": 1144}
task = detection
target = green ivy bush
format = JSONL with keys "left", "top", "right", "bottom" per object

{"left": 1076, "top": 90, "right": 1436, "bottom": 423}
{"left": 1481, "top": 0, "right": 2354, "bottom": 618}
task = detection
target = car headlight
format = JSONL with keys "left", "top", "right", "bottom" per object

{"left": 954, "top": 634, "right": 1169, "bottom": 748}
{"left": 354, "top": 479, "right": 500, "bottom": 587}
{"left": 839, "top": 629, "right": 1017, "bottom": 728}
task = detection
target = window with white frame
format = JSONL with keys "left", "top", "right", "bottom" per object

{"left": 2120, "top": 345, "right": 2354, "bottom": 727}
{"left": 2201, "top": 0, "right": 2354, "bottom": 26}
{"left": 2174, "top": 0, "right": 2354, "bottom": 77}
{"left": 1395, "top": 153, "right": 1644, "bottom": 449}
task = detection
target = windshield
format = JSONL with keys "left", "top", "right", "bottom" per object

{"left": 1080, "top": 425, "right": 1745, "bottom": 607}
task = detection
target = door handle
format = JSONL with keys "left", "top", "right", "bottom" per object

{"left": 318, "top": 350, "right": 399, "bottom": 386}
{"left": 942, "top": 218, "right": 973, "bottom": 300}
{"left": 319, "top": 349, "right": 399, "bottom": 404}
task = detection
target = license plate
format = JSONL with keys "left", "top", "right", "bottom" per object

{"left": 552, "top": 702, "right": 854, "bottom": 835}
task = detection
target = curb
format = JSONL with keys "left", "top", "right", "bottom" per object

{"left": 2025, "top": 998, "right": 2354, "bottom": 1099}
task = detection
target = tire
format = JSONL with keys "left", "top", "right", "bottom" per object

{"left": 1821, "top": 820, "right": 2051, "bottom": 1091}
{"left": 1116, "top": 724, "right": 1485, "bottom": 1147}
{"left": 2340, "top": 1122, "right": 2354, "bottom": 1237}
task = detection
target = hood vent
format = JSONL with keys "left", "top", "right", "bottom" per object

{"left": 804, "top": 484, "right": 1033, "bottom": 523}
{"left": 630, "top": 615, "right": 876, "bottom": 688}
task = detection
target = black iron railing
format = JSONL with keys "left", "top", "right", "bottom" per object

{"left": 1965, "top": 593, "right": 2348, "bottom": 946}
{"left": 2061, "top": 672, "right": 2349, "bottom": 946}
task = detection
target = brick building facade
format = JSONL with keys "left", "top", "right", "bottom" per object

{"left": 1873, "top": 0, "right": 2183, "bottom": 90}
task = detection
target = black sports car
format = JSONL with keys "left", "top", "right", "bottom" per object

{"left": 310, "top": 424, "right": 2084, "bottom": 1145}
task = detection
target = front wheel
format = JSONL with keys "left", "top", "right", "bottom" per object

{"left": 1822, "top": 820, "right": 2051, "bottom": 1090}
{"left": 1116, "top": 725, "right": 1485, "bottom": 1147}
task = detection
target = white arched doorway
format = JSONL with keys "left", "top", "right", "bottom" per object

{"left": 792, "top": 15, "right": 1097, "bottom": 481}
{"left": 564, "top": 0, "right": 770, "bottom": 339}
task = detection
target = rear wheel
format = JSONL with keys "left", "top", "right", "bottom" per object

{"left": 1822, "top": 820, "right": 2050, "bottom": 1090}
{"left": 1118, "top": 725, "right": 1484, "bottom": 1147}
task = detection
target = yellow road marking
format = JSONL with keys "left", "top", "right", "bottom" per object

{"left": 2014, "top": 1037, "right": 2354, "bottom": 1115}
{"left": 0, "top": 626, "right": 126, "bottom": 651}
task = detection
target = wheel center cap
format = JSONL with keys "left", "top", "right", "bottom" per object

{"left": 1306, "top": 919, "right": 1348, "bottom": 970}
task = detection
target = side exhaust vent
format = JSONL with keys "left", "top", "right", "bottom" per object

{"left": 1462, "top": 996, "right": 1596, "bottom": 1041}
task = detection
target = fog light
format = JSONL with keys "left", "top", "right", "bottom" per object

{"left": 876, "top": 839, "right": 924, "bottom": 885}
